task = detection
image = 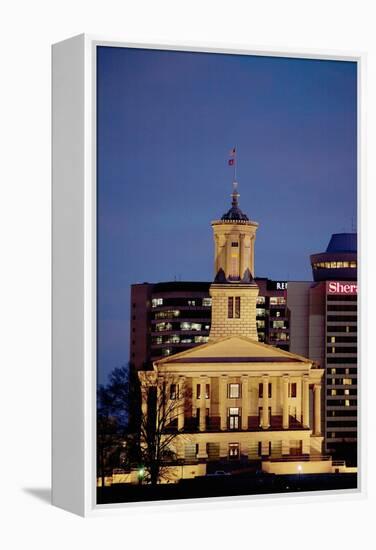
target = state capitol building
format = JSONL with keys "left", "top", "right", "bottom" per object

{"left": 136, "top": 182, "right": 354, "bottom": 479}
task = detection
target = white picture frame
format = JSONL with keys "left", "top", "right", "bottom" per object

{"left": 52, "top": 34, "right": 365, "bottom": 517}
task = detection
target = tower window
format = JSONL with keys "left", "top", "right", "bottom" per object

{"left": 228, "top": 297, "right": 241, "bottom": 318}
{"left": 228, "top": 297, "right": 234, "bottom": 318}
{"left": 235, "top": 297, "right": 241, "bottom": 318}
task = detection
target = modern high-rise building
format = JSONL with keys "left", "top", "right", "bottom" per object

{"left": 287, "top": 233, "right": 357, "bottom": 464}
{"left": 138, "top": 182, "right": 331, "bottom": 478}
{"left": 130, "top": 277, "right": 289, "bottom": 370}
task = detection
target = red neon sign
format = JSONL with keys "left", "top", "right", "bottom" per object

{"left": 327, "top": 281, "right": 357, "bottom": 295}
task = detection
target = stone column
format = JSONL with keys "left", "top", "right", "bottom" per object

{"left": 250, "top": 235, "right": 255, "bottom": 276}
{"left": 157, "top": 378, "right": 165, "bottom": 424}
{"left": 241, "top": 375, "right": 249, "bottom": 430}
{"left": 199, "top": 378, "right": 207, "bottom": 432}
{"left": 240, "top": 234, "right": 245, "bottom": 279}
{"left": 197, "top": 440, "right": 208, "bottom": 459}
{"left": 178, "top": 377, "right": 185, "bottom": 431}
{"left": 282, "top": 440, "right": 290, "bottom": 456}
{"left": 261, "top": 440, "right": 270, "bottom": 456}
{"left": 141, "top": 383, "right": 148, "bottom": 419}
{"left": 220, "top": 375, "right": 228, "bottom": 430}
{"left": 302, "top": 375, "right": 310, "bottom": 428}
{"left": 226, "top": 236, "right": 232, "bottom": 278}
{"left": 313, "top": 383, "right": 322, "bottom": 435}
{"left": 282, "top": 375, "right": 289, "bottom": 429}
{"left": 302, "top": 438, "right": 310, "bottom": 455}
{"left": 262, "top": 375, "right": 270, "bottom": 429}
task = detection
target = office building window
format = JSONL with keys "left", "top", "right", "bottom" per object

{"left": 228, "top": 383, "right": 241, "bottom": 398}
{"left": 203, "top": 297, "right": 212, "bottom": 307}
{"left": 152, "top": 298, "right": 163, "bottom": 308}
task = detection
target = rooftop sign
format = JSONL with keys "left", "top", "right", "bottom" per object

{"left": 327, "top": 281, "right": 357, "bottom": 295}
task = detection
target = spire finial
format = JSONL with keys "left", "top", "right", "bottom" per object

{"left": 231, "top": 181, "right": 240, "bottom": 207}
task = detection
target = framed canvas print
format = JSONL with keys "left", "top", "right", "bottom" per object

{"left": 52, "top": 35, "right": 364, "bottom": 516}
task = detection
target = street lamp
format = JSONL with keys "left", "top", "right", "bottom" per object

{"left": 297, "top": 464, "right": 302, "bottom": 489}
{"left": 138, "top": 467, "right": 145, "bottom": 485}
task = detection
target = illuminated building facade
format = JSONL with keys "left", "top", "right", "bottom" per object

{"left": 130, "top": 278, "right": 289, "bottom": 370}
{"left": 287, "top": 233, "right": 357, "bottom": 464}
{"left": 139, "top": 183, "right": 331, "bottom": 478}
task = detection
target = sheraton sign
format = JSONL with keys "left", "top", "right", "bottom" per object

{"left": 327, "top": 281, "right": 357, "bottom": 295}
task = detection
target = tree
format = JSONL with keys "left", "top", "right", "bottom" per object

{"left": 139, "top": 372, "right": 190, "bottom": 485}
{"left": 96, "top": 364, "right": 139, "bottom": 486}
{"left": 97, "top": 384, "right": 124, "bottom": 488}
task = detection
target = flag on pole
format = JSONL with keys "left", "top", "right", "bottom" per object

{"left": 228, "top": 147, "right": 236, "bottom": 166}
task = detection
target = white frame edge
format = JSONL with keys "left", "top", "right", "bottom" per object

{"left": 52, "top": 34, "right": 366, "bottom": 517}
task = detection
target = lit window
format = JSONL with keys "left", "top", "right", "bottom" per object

{"left": 191, "top": 323, "right": 202, "bottom": 331}
{"left": 331, "top": 368, "right": 336, "bottom": 374}
{"left": 156, "top": 322, "right": 172, "bottom": 331}
{"left": 228, "top": 408, "right": 240, "bottom": 430}
{"left": 228, "top": 443, "right": 240, "bottom": 459}
{"left": 181, "top": 322, "right": 191, "bottom": 331}
{"left": 331, "top": 336, "right": 336, "bottom": 343}
{"left": 343, "top": 378, "right": 352, "bottom": 385}
{"left": 194, "top": 335, "right": 209, "bottom": 343}
{"left": 350, "top": 261, "right": 357, "bottom": 268}
{"left": 203, "top": 298, "right": 212, "bottom": 307}
{"left": 345, "top": 400, "right": 350, "bottom": 407}
{"left": 188, "top": 300, "right": 196, "bottom": 306}
{"left": 162, "top": 348, "right": 171, "bottom": 356}
{"left": 228, "top": 383, "right": 241, "bottom": 398}
{"left": 344, "top": 389, "right": 350, "bottom": 395}
{"left": 152, "top": 298, "right": 163, "bottom": 308}
{"left": 270, "top": 297, "right": 286, "bottom": 305}
{"left": 331, "top": 389, "right": 337, "bottom": 396}
{"left": 257, "top": 296, "right": 265, "bottom": 305}
{"left": 170, "top": 384, "right": 178, "bottom": 400}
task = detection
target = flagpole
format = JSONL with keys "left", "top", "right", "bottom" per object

{"left": 234, "top": 146, "right": 237, "bottom": 182}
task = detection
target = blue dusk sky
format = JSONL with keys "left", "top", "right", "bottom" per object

{"left": 97, "top": 46, "right": 357, "bottom": 384}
